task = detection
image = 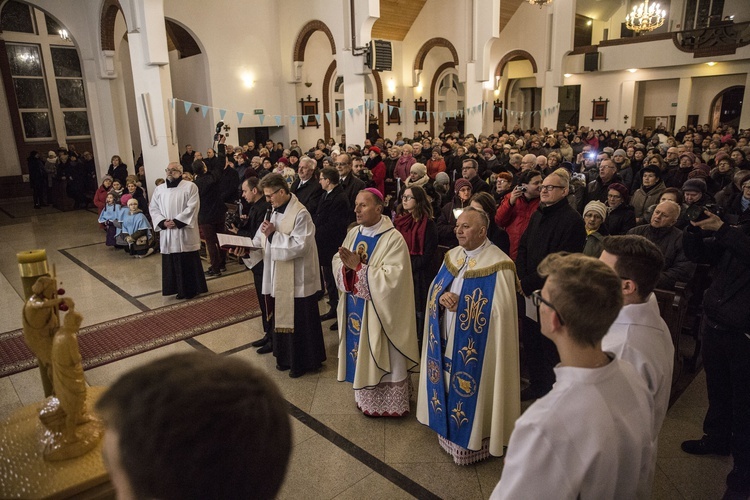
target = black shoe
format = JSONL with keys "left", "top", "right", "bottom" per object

{"left": 681, "top": 436, "right": 731, "bottom": 456}
{"left": 206, "top": 269, "right": 221, "bottom": 277}
{"left": 176, "top": 294, "right": 185, "bottom": 300}
{"left": 726, "top": 467, "right": 750, "bottom": 496}
{"left": 329, "top": 322, "right": 338, "bottom": 331}
{"left": 320, "top": 310, "right": 337, "bottom": 321}
{"left": 276, "top": 364, "right": 290, "bottom": 372}
{"left": 289, "top": 369, "right": 306, "bottom": 378}
{"left": 250, "top": 337, "right": 268, "bottom": 348}
{"left": 520, "top": 385, "right": 550, "bottom": 402}
{"left": 219, "top": 264, "right": 227, "bottom": 272}
{"left": 257, "top": 343, "right": 273, "bottom": 354}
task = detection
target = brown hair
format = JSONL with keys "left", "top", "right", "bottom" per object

{"left": 601, "top": 235, "right": 664, "bottom": 299}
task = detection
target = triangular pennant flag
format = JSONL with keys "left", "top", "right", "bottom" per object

{"left": 412, "top": 110, "right": 417, "bottom": 118}
{"left": 183, "top": 101, "right": 192, "bottom": 114}
{"left": 237, "top": 111, "right": 244, "bottom": 123}
{"left": 348, "top": 108, "right": 354, "bottom": 118}
{"left": 325, "top": 112, "right": 332, "bottom": 123}
{"left": 315, "top": 114, "right": 321, "bottom": 124}
{"left": 219, "top": 109, "right": 226, "bottom": 120}
{"left": 357, "top": 104, "right": 364, "bottom": 114}
{"left": 433, "top": 111, "right": 437, "bottom": 119}
{"left": 364, "top": 100, "right": 370, "bottom": 110}
{"left": 379, "top": 102, "right": 385, "bottom": 113}
{"left": 259, "top": 114, "right": 265, "bottom": 125}
{"left": 201, "top": 105, "right": 209, "bottom": 118}
{"left": 290, "top": 115, "right": 297, "bottom": 125}
{"left": 337, "top": 110, "right": 344, "bottom": 120}
{"left": 274, "top": 115, "right": 281, "bottom": 126}
{"left": 169, "top": 98, "right": 174, "bottom": 109}
{"left": 388, "top": 105, "right": 394, "bottom": 115}
{"left": 302, "top": 115, "right": 309, "bottom": 126}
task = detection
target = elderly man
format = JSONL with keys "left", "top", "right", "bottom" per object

{"left": 492, "top": 253, "right": 653, "bottom": 499}
{"left": 516, "top": 168, "right": 586, "bottom": 400}
{"left": 251, "top": 174, "right": 326, "bottom": 378}
{"left": 333, "top": 188, "right": 420, "bottom": 417}
{"left": 462, "top": 158, "right": 491, "bottom": 194}
{"left": 600, "top": 235, "right": 674, "bottom": 486}
{"left": 520, "top": 154, "right": 537, "bottom": 172}
{"left": 150, "top": 162, "right": 207, "bottom": 300}
{"left": 417, "top": 208, "right": 520, "bottom": 465}
{"left": 290, "top": 156, "right": 323, "bottom": 214}
{"left": 628, "top": 200, "right": 696, "bottom": 290}
{"left": 180, "top": 145, "right": 195, "bottom": 172}
{"left": 584, "top": 157, "right": 621, "bottom": 206}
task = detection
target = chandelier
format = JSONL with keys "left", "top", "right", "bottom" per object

{"left": 527, "top": 0, "right": 553, "bottom": 7}
{"left": 625, "top": 0, "right": 667, "bottom": 33}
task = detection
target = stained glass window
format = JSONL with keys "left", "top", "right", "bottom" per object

{"left": 0, "top": 1, "right": 34, "bottom": 34}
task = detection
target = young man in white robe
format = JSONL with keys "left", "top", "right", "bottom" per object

{"left": 416, "top": 207, "right": 520, "bottom": 465}
{"left": 600, "top": 235, "right": 675, "bottom": 486}
{"left": 492, "top": 253, "right": 654, "bottom": 499}
{"left": 252, "top": 174, "right": 326, "bottom": 378}
{"left": 333, "top": 188, "right": 420, "bottom": 417}
{"left": 149, "top": 162, "right": 207, "bottom": 299}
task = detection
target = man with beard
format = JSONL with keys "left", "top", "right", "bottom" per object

{"left": 150, "top": 162, "right": 207, "bottom": 300}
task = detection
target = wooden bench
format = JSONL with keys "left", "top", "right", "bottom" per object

{"left": 653, "top": 282, "right": 689, "bottom": 388}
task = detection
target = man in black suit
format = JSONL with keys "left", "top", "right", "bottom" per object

{"left": 290, "top": 156, "right": 323, "bottom": 214}
{"left": 314, "top": 167, "right": 350, "bottom": 324}
{"left": 335, "top": 153, "right": 365, "bottom": 223}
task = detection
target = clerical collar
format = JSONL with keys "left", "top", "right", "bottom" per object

{"left": 361, "top": 217, "right": 383, "bottom": 236}
{"left": 166, "top": 177, "right": 182, "bottom": 188}
{"left": 274, "top": 199, "right": 291, "bottom": 214}
{"left": 463, "top": 238, "right": 490, "bottom": 258}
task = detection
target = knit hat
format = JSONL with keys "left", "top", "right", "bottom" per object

{"left": 102, "top": 175, "right": 114, "bottom": 184}
{"left": 396, "top": 140, "right": 405, "bottom": 146}
{"left": 434, "top": 172, "right": 450, "bottom": 186}
{"left": 682, "top": 178, "right": 707, "bottom": 193}
{"left": 713, "top": 151, "right": 729, "bottom": 164}
{"left": 679, "top": 152, "right": 696, "bottom": 164}
{"left": 483, "top": 148, "right": 494, "bottom": 155}
{"left": 688, "top": 165, "right": 710, "bottom": 179}
{"left": 277, "top": 157, "right": 290, "bottom": 165}
{"left": 369, "top": 146, "right": 381, "bottom": 155}
{"left": 641, "top": 165, "right": 661, "bottom": 179}
{"left": 47, "top": 151, "right": 57, "bottom": 160}
{"left": 613, "top": 149, "right": 626, "bottom": 158}
{"left": 608, "top": 182, "right": 629, "bottom": 202}
{"left": 584, "top": 200, "right": 607, "bottom": 221}
{"left": 409, "top": 163, "right": 427, "bottom": 177}
{"left": 602, "top": 147, "right": 614, "bottom": 156}
{"left": 120, "top": 194, "right": 133, "bottom": 206}
{"left": 454, "top": 178, "right": 472, "bottom": 194}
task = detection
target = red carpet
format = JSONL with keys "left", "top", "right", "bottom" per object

{"left": 0, "top": 285, "right": 260, "bottom": 377}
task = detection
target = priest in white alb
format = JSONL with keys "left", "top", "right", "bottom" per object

{"left": 333, "top": 188, "right": 420, "bottom": 417}
{"left": 150, "top": 162, "right": 207, "bottom": 299}
{"left": 417, "top": 207, "right": 520, "bottom": 465}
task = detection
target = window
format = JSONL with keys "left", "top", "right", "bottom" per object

{"left": 684, "top": 0, "right": 724, "bottom": 29}
{"left": 51, "top": 47, "right": 90, "bottom": 137}
{"left": 6, "top": 44, "right": 53, "bottom": 140}
{"left": 0, "top": 0, "right": 35, "bottom": 34}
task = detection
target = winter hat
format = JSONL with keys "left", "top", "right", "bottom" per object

{"left": 102, "top": 175, "right": 114, "bottom": 184}
{"left": 613, "top": 149, "right": 626, "bottom": 158}
{"left": 713, "top": 151, "right": 729, "bottom": 164}
{"left": 640, "top": 165, "right": 661, "bottom": 179}
{"left": 47, "top": 151, "right": 57, "bottom": 160}
{"left": 434, "top": 172, "right": 450, "bottom": 186}
{"left": 369, "top": 146, "right": 381, "bottom": 155}
{"left": 277, "top": 157, "right": 290, "bottom": 165}
{"left": 602, "top": 147, "right": 615, "bottom": 156}
{"left": 454, "top": 178, "right": 472, "bottom": 194}
{"left": 688, "top": 165, "right": 710, "bottom": 179}
{"left": 608, "top": 182, "right": 630, "bottom": 203}
{"left": 584, "top": 200, "right": 607, "bottom": 221}
{"left": 483, "top": 148, "right": 494, "bottom": 156}
{"left": 120, "top": 194, "right": 133, "bottom": 206}
{"left": 409, "top": 163, "right": 427, "bottom": 178}
{"left": 682, "top": 178, "right": 707, "bottom": 193}
{"left": 679, "top": 152, "right": 696, "bottom": 164}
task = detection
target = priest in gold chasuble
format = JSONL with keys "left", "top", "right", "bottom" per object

{"left": 333, "top": 188, "right": 420, "bottom": 417}
{"left": 417, "top": 208, "right": 521, "bottom": 465}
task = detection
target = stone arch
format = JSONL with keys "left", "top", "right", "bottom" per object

{"left": 293, "top": 20, "right": 336, "bottom": 62}
{"left": 371, "top": 70, "right": 384, "bottom": 139}
{"left": 709, "top": 85, "right": 744, "bottom": 130}
{"left": 165, "top": 19, "right": 202, "bottom": 58}
{"left": 494, "top": 49, "right": 538, "bottom": 79}
{"left": 414, "top": 37, "right": 459, "bottom": 71}
{"left": 100, "top": 0, "right": 123, "bottom": 52}
{"left": 322, "top": 60, "right": 337, "bottom": 141}
{"left": 429, "top": 61, "right": 458, "bottom": 135}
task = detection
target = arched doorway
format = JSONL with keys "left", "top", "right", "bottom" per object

{"left": 710, "top": 86, "right": 744, "bottom": 130}
{"left": 494, "top": 50, "right": 539, "bottom": 129}
{"left": 434, "top": 68, "right": 465, "bottom": 135}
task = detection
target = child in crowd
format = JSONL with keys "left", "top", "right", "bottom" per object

{"left": 111, "top": 179, "right": 124, "bottom": 199}
{"left": 117, "top": 198, "right": 154, "bottom": 258}
{"left": 98, "top": 192, "right": 123, "bottom": 247}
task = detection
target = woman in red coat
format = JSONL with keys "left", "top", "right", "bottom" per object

{"left": 366, "top": 146, "right": 386, "bottom": 196}
{"left": 93, "top": 175, "right": 113, "bottom": 228}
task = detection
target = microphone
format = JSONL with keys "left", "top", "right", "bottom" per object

{"left": 265, "top": 207, "right": 272, "bottom": 222}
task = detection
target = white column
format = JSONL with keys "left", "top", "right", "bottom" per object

{"left": 464, "top": 62, "right": 485, "bottom": 135}
{"left": 675, "top": 77, "right": 692, "bottom": 130}
{"left": 122, "top": 0, "right": 177, "bottom": 187}
{"left": 740, "top": 72, "right": 750, "bottom": 131}
{"left": 341, "top": 53, "right": 367, "bottom": 146}
{"left": 620, "top": 80, "right": 637, "bottom": 131}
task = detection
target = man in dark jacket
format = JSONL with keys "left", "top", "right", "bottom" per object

{"left": 681, "top": 210, "right": 750, "bottom": 498}
{"left": 218, "top": 156, "right": 240, "bottom": 204}
{"left": 584, "top": 158, "right": 622, "bottom": 207}
{"left": 335, "top": 153, "right": 365, "bottom": 223}
{"left": 194, "top": 159, "right": 227, "bottom": 276}
{"left": 290, "top": 156, "right": 323, "bottom": 214}
{"left": 314, "top": 167, "right": 349, "bottom": 323}
{"left": 516, "top": 168, "right": 586, "bottom": 400}
{"left": 180, "top": 145, "right": 196, "bottom": 172}
{"left": 462, "top": 158, "right": 491, "bottom": 194}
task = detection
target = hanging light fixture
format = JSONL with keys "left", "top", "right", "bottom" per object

{"left": 625, "top": 0, "right": 667, "bottom": 33}
{"left": 58, "top": 29, "right": 71, "bottom": 41}
{"left": 527, "top": 0, "right": 553, "bottom": 6}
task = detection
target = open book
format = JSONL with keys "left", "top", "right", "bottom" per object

{"left": 217, "top": 233, "right": 260, "bottom": 251}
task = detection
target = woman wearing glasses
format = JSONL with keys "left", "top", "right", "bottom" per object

{"left": 394, "top": 186, "right": 437, "bottom": 344}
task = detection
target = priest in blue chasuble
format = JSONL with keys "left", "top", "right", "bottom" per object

{"left": 417, "top": 207, "right": 521, "bottom": 465}
{"left": 333, "top": 188, "right": 420, "bottom": 417}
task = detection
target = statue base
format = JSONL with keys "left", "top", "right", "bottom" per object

{"left": 0, "top": 387, "right": 112, "bottom": 499}
{"left": 38, "top": 396, "right": 104, "bottom": 462}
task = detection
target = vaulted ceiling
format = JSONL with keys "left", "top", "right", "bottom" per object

{"left": 371, "top": 0, "right": 428, "bottom": 41}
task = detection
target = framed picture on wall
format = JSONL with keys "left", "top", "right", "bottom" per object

{"left": 414, "top": 97, "right": 428, "bottom": 124}
{"left": 493, "top": 99, "right": 503, "bottom": 122}
{"left": 386, "top": 97, "right": 401, "bottom": 125}
{"left": 591, "top": 97, "right": 609, "bottom": 121}
{"left": 299, "top": 95, "right": 320, "bottom": 129}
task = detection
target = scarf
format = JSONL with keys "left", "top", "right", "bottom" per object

{"left": 406, "top": 175, "right": 429, "bottom": 188}
{"left": 393, "top": 213, "right": 428, "bottom": 255}
{"left": 266, "top": 196, "right": 303, "bottom": 333}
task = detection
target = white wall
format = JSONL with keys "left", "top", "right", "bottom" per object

{"left": 295, "top": 30, "right": 334, "bottom": 150}
{"left": 636, "top": 79, "right": 679, "bottom": 126}
{"left": 170, "top": 50, "right": 212, "bottom": 153}
{"left": 689, "top": 73, "right": 747, "bottom": 125}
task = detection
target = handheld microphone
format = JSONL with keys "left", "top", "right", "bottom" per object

{"left": 265, "top": 207, "right": 272, "bottom": 222}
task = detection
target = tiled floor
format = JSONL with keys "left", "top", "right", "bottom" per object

{"left": 0, "top": 198, "right": 734, "bottom": 499}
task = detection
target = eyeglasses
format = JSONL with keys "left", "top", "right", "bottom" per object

{"left": 264, "top": 188, "right": 282, "bottom": 199}
{"left": 531, "top": 290, "right": 565, "bottom": 325}
{"left": 401, "top": 195, "right": 415, "bottom": 201}
{"left": 540, "top": 185, "right": 565, "bottom": 192}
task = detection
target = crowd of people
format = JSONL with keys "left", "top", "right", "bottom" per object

{"left": 55, "top": 122, "right": 750, "bottom": 498}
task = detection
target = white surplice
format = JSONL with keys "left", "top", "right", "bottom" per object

{"left": 149, "top": 179, "right": 201, "bottom": 254}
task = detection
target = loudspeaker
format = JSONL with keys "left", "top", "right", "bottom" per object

{"left": 584, "top": 52, "right": 599, "bottom": 72}
{"left": 367, "top": 40, "right": 393, "bottom": 72}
